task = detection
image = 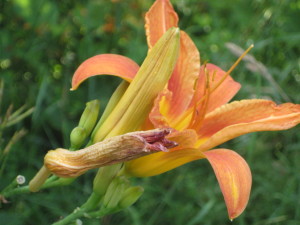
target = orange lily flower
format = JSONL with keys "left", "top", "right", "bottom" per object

{"left": 71, "top": 0, "right": 300, "bottom": 220}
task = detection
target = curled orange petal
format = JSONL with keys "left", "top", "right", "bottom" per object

{"left": 145, "top": 0, "right": 178, "bottom": 48}
{"left": 71, "top": 54, "right": 139, "bottom": 90}
{"left": 204, "top": 149, "right": 252, "bottom": 220}
{"left": 198, "top": 99, "right": 300, "bottom": 151}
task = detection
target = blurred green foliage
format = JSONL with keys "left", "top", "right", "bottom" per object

{"left": 1, "top": 0, "right": 300, "bottom": 224}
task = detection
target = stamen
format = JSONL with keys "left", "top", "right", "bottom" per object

{"left": 193, "top": 44, "right": 254, "bottom": 113}
{"left": 212, "top": 70, "right": 217, "bottom": 82}
{"left": 189, "top": 67, "right": 211, "bottom": 131}
{"left": 210, "top": 44, "right": 254, "bottom": 93}
{"left": 174, "top": 45, "right": 254, "bottom": 129}
{"left": 188, "top": 63, "right": 207, "bottom": 127}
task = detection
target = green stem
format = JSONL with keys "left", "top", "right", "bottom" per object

{"left": 52, "top": 192, "right": 103, "bottom": 225}
{"left": 81, "top": 192, "right": 102, "bottom": 211}
{"left": 42, "top": 177, "right": 75, "bottom": 189}
{"left": 1, "top": 177, "right": 75, "bottom": 198}
{"left": 52, "top": 207, "right": 85, "bottom": 225}
{"left": 87, "top": 207, "right": 120, "bottom": 218}
{"left": 1, "top": 186, "right": 29, "bottom": 198}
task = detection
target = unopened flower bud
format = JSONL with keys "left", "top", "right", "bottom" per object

{"left": 103, "top": 176, "right": 129, "bottom": 209}
{"left": 78, "top": 99, "right": 100, "bottom": 136}
{"left": 93, "top": 163, "right": 122, "bottom": 197}
{"left": 70, "top": 127, "right": 87, "bottom": 149}
{"left": 118, "top": 186, "right": 144, "bottom": 209}
{"left": 93, "top": 27, "right": 180, "bottom": 141}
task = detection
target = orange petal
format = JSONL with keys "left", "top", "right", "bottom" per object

{"left": 204, "top": 149, "right": 252, "bottom": 220}
{"left": 71, "top": 54, "right": 139, "bottom": 90}
{"left": 167, "top": 129, "right": 199, "bottom": 151}
{"left": 198, "top": 99, "right": 300, "bottom": 151}
{"left": 146, "top": 1, "right": 200, "bottom": 120}
{"left": 167, "top": 31, "right": 200, "bottom": 118}
{"left": 192, "top": 63, "right": 241, "bottom": 114}
{"left": 145, "top": 0, "right": 178, "bottom": 48}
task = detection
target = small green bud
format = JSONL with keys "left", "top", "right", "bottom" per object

{"left": 118, "top": 186, "right": 144, "bottom": 209}
{"left": 93, "top": 164, "right": 122, "bottom": 197}
{"left": 70, "top": 127, "right": 87, "bottom": 149}
{"left": 70, "top": 99, "right": 100, "bottom": 149}
{"left": 103, "top": 176, "right": 130, "bottom": 209}
{"left": 78, "top": 99, "right": 100, "bottom": 136}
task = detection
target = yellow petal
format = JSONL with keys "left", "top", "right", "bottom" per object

{"left": 204, "top": 149, "right": 252, "bottom": 220}
{"left": 125, "top": 129, "right": 201, "bottom": 177}
{"left": 93, "top": 27, "right": 180, "bottom": 141}
{"left": 71, "top": 54, "right": 139, "bottom": 90}
{"left": 148, "top": 89, "right": 173, "bottom": 128}
{"left": 124, "top": 148, "right": 204, "bottom": 177}
{"left": 197, "top": 99, "right": 300, "bottom": 151}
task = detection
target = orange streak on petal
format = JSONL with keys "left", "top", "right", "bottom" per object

{"left": 204, "top": 149, "right": 252, "bottom": 220}
{"left": 71, "top": 54, "right": 139, "bottom": 90}
{"left": 198, "top": 99, "right": 300, "bottom": 151}
{"left": 145, "top": 0, "right": 179, "bottom": 48}
{"left": 167, "top": 31, "right": 200, "bottom": 118}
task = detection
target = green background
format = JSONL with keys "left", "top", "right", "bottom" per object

{"left": 1, "top": 0, "right": 300, "bottom": 224}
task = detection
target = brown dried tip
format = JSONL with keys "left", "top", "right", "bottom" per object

{"left": 44, "top": 129, "right": 177, "bottom": 178}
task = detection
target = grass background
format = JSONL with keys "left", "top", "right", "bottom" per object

{"left": 1, "top": 0, "right": 300, "bottom": 224}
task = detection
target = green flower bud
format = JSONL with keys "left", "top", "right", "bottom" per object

{"left": 93, "top": 164, "right": 122, "bottom": 197}
{"left": 91, "top": 81, "right": 129, "bottom": 143}
{"left": 78, "top": 99, "right": 100, "bottom": 137}
{"left": 103, "top": 176, "right": 130, "bottom": 209}
{"left": 118, "top": 186, "right": 144, "bottom": 209}
{"left": 70, "top": 127, "right": 87, "bottom": 149}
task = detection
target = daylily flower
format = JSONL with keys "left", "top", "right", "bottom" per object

{"left": 71, "top": 0, "right": 300, "bottom": 220}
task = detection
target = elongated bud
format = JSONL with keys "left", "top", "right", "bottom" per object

{"left": 70, "top": 99, "right": 100, "bottom": 149}
{"left": 70, "top": 127, "right": 87, "bottom": 149}
{"left": 78, "top": 99, "right": 100, "bottom": 135}
{"left": 103, "top": 176, "right": 130, "bottom": 209}
{"left": 93, "top": 163, "right": 122, "bottom": 197}
{"left": 118, "top": 186, "right": 144, "bottom": 209}
{"left": 91, "top": 81, "right": 129, "bottom": 143}
{"left": 93, "top": 27, "right": 180, "bottom": 142}
{"left": 44, "top": 129, "right": 177, "bottom": 178}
